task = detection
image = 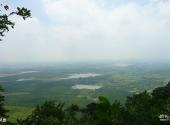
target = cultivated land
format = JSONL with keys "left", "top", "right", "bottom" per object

{"left": 0, "top": 62, "right": 170, "bottom": 122}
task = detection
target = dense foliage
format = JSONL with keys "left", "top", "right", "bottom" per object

{"left": 0, "top": 85, "right": 8, "bottom": 118}
{"left": 1, "top": 83, "right": 170, "bottom": 125}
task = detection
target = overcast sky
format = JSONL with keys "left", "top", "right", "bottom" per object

{"left": 0, "top": 0, "right": 170, "bottom": 63}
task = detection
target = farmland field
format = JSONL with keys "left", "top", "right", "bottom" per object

{"left": 1, "top": 62, "right": 170, "bottom": 121}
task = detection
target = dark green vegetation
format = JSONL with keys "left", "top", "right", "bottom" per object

{"left": 1, "top": 63, "right": 170, "bottom": 122}
{"left": 1, "top": 82, "right": 170, "bottom": 125}
{"left": 0, "top": 3, "right": 31, "bottom": 41}
{"left": 0, "top": 85, "right": 8, "bottom": 118}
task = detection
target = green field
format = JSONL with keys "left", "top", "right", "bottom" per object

{"left": 5, "top": 106, "right": 33, "bottom": 123}
{"left": 1, "top": 62, "right": 170, "bottom": 122}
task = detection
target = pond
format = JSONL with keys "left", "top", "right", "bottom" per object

{"left": 61, "top": 73, "right": 102, "bottom": 80}
{"left": 72, "top": 85, "right": 102, "bottom": 90}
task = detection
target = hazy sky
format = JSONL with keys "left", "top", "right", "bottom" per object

{"left": 0, "top": 0, "right": 170, "bottom": 63}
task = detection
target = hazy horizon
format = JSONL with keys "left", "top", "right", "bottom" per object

{"left": 1, "top": 0, "right": 170, "bottom": 63}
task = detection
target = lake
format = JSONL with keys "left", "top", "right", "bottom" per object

{"left": 72, "top": 85, "right": 102, "bottom": 90}
{"left": 60, "top": 73, "right": 102, "bottom": 80}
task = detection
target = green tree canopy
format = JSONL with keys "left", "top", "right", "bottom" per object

{"left": 0, "top": 3, "right": 31, "bottom": 41}
{"left": 0, "top": 85, "right": 8, "bottom": 118}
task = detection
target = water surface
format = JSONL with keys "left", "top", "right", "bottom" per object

{"left": 72, "top": 85, "right": 102, "bottom": 90}
{"left": 60, "top": 73, "right": 101, "bottom": 80}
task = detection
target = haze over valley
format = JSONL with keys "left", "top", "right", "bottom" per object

{"left": 1, "top": 0, "right": 170, "bottom": 124}
{"left": 1, "top": 62, "right": 170, "bottom": 108}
